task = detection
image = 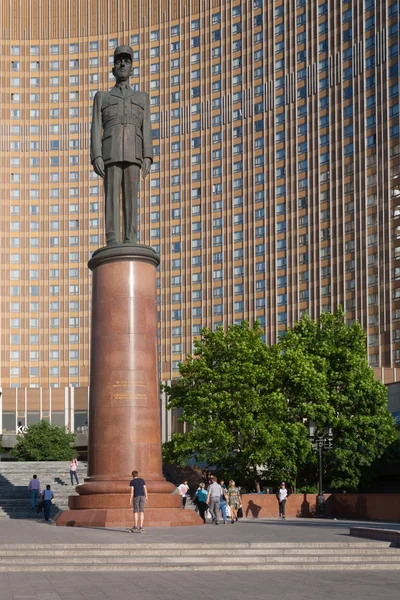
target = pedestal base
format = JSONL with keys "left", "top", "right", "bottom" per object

{"left": 55, "top": 492, "right": 203, "bottom": 528}
{"left": 56, "top": 507, "right": 202, "bottom": 528}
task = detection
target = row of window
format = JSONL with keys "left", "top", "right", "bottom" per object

{"left": 10, "top": 317, "right": 81, "bottom": 327}
{"left": 10, "top": 302, "right": 80, "bottom": 311}
{"left": 7, "top": 234, "right": 99, "bottom": 250}
{"left": 9, "top": 156, "right": 84, "bottom": 166}
{"left": 10, "top": 367, "right": 80, "bottom": 376}
{"left": 7, "top": 266, "right": 84, "bottom": 279}
{"left": 10, "top": 350, "right": 79, "bottom": 359}
{"left": 10, "top": 333, "right": 80, "bottom": 343}
{"left": 6, "top": 270, "right": 82, "bottom": 285}
{"left": 9, "top": 203, "right": 99, "bottom": 214}
{"left": 9, "top": 219, "right": 99, "bottom": 229}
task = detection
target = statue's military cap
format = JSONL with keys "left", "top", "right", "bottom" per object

{"left": 114, "top": 45, "right": 134, "bottom": 62}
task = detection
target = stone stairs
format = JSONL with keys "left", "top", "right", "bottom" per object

{"left": 0, "top": 461, "right": 87, "bottom": 519}
{"left": 0, "top": 542, "right": 397, "bottom": 571}
{"left": 0, "top": 462, "right": 196, "bottom": 518}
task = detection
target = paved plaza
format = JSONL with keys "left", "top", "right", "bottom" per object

{"left": 0, "top": 519, "right": 400, "bottom": 544}
{"left": 0, "top": 518, "right": 398, "bottom": 598}
{"left": 0, "top": 569, "right": 399, "bottom": 600}
{"left": 0, "top": 515, "right": 399, "bottom": 544}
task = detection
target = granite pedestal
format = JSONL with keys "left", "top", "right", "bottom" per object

{"left": 56, "top": 244, "right": 201, "bottom": 528}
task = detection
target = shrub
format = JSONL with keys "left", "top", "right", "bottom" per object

{"left": 10, "top": 420, "right": 76, "bottom": 461}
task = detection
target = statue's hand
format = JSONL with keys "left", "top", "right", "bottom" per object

{"left": 141, "top": 158, "right": 152, "bottom": 179}
{"left": 93, "top": 157, "right": 105, "bottom": 178}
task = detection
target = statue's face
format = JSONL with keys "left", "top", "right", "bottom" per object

{"left": 113, "top": 54, "right": 133, "bottom": 82}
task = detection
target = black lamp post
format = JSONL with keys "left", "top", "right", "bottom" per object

{"left": 308, "top": 421, "right": 333, "bottom": 517}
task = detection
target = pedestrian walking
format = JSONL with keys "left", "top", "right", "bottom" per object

{"left": 42, "top": 485, "right": 54, "bottom": 522}
{"left": 219, "top": 479, "right": 228, "bottom": 523}
{"left": 201, "top": 466, "right": 211, "bottom": 488}
{"left": 177, "top": 479, "right": 190, "bottom": 508}
{"left": 69, "top": 458, "right": 79, "bottom": 485}
{"left": 129, "top": 470, "right": 148, "bottom": 533}
{"left": 227, "top": 480, "right": 241, "bottom": 523}
{"left": 28, "top": 474, "right": 40, "bottom": 511}
{"left": 276, "top": 481, "right": 289, "bottom": 519}
{"left": 194, "top": 482, "right": 209, "bottom": 523}
{"left": 207, "top": 475, "right": 223, "bottom": 525}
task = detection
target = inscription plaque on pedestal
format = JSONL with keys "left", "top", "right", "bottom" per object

{"left": 112, "top": 373, "right": 148, "bottom": 407}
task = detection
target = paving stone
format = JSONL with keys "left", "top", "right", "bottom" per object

{"left": 0, "top": 519, "right": 399, "bottom": 597}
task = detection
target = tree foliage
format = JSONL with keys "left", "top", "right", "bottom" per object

{"left": 162, "top": 310, "right": 397, "bottom": 491}
{"left": 162, "top": 322, "right": 311, "bottom": 487}
{"left": 279, "top": 308, "right": 397, "bottom": 490}
{"left": 10, "top": 420, "right": 76, "bottom": 461}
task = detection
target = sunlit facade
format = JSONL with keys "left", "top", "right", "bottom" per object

{"left": 0, "top": 0, "right": 399, "bottom": 434}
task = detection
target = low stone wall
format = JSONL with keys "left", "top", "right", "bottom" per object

{"left": 241, "top": 493, "right": 329, "bottom": 519}
{"left": 332, "top": 494, "right": 400, "bottom": 522}
{"left": 241, "top": 493, "right": 400, "bottom": 522}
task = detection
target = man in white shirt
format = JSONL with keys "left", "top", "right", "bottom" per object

{"left": 207, "top": 476, "right": 223, "bottom": 525}
{"left": 276, "top": 481, "right": 288, "bottom": 519}
{"left": 177, "top": 480, "right": 189, "bottom": 508}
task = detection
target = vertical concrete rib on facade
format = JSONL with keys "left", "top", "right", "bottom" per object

{"left": 0, "top": 0, "right": 399, "bottom": 435}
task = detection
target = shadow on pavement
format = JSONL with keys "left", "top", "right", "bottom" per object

{"left": 242, "top": 518, "right": 400, "bottom": 530}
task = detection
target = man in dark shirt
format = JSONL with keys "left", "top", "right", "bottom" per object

{"left": 42, "top": 485, "right": 54, "bottom": 522}
{"left": 129, "top": 470, "right": 148, "bottom": 532}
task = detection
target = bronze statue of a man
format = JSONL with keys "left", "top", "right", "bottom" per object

{"left": 90, "top": 45, "right": 153, "bottom": 246}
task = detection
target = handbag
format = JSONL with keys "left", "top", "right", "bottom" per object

{"left": 36, "top": 499, "right": 44, "bottom": 513}
{"left": 237, "top": 506, "right": 243, "bottom": 519}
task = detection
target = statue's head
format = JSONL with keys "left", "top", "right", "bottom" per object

{"left": 113, "top": 45, "right": 134, "bottom": 83}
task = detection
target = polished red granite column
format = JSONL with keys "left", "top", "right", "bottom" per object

{"left": 56, "top": 245, "right": 202, "bottom": 527}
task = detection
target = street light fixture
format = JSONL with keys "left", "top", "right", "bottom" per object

{"left": 307, "top": 421, "right": 333, "bottom": 517}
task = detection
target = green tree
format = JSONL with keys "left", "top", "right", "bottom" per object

{"left": 10, "top": 420, "right": 76, "bottom": 461}
{"left": 280, "top": 308, "right": 398, "bottom": 491}
{"left": 162, "top": 322, "right": 310, "bottom": 489}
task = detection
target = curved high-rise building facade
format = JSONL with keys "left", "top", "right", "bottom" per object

{"left": 0, "top": 0, "right": 399, "bottom": 434}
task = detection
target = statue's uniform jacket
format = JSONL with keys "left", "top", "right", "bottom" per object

{"left": 90, "top": 87, "right": 153, "bottom": 166}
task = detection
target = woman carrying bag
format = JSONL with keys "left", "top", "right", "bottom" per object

{"left": 194, "top": 482, "right": 208, "bottom": 523}
{"left": 227, "top": 480, "right": 241, "bottom": 523}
